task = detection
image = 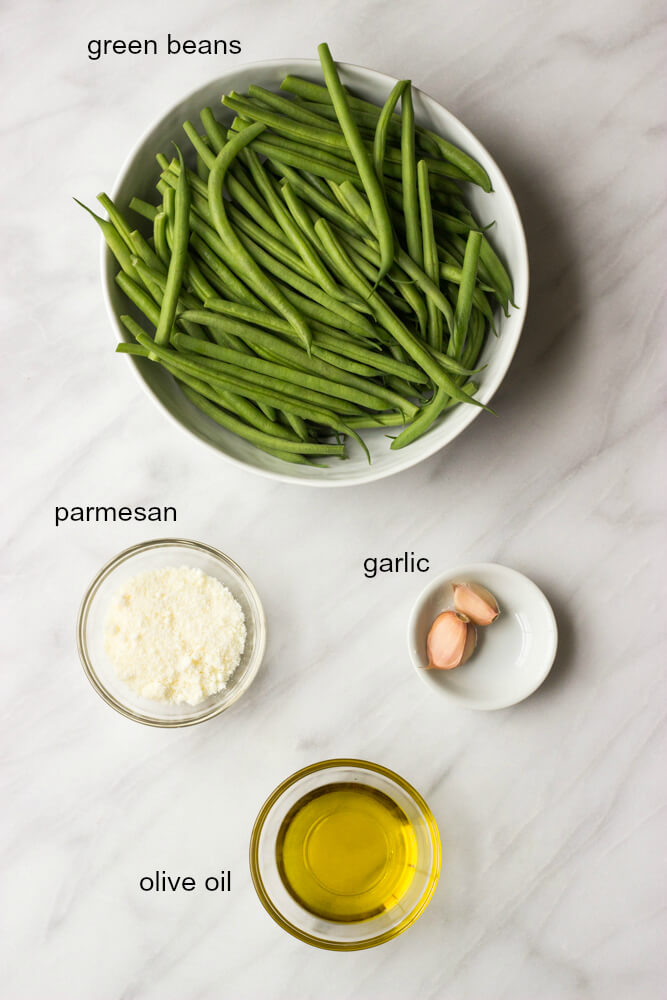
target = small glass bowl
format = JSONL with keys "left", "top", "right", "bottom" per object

{"left": 77, "top": 538, "right": 266, "bottom": 727}
{"left": 249, "top": 759, "right": 441, "bottom": 951}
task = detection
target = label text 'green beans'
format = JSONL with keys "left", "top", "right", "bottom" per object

{"left": 86, "top": 36, "right": 242, "bottom": 61}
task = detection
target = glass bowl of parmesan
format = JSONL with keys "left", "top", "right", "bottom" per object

{"left": 77, "top": 538, "right": 266, "bottom": 726}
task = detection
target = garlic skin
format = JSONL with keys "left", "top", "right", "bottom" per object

{"left": 453, "top": 582, "right": 499, "bottom": 626}
{"left": 426, "top": 611, "right": 477, "bottom": 670}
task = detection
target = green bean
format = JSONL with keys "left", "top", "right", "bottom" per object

{"left": 452, "top": 230, "right": 482, "bottom": 357}
{"left": 374, "top": 79, "right": 408, "bottom": 194}
{"left": 199, "top": 108, "right": 227, "bottom": 153}
{"left": 154, "top": 146, "right": 190, "bottom": 346}
{"left": 390, "top": 379, "right": 480, "bottom": 449}
{"left": 446, "top": 231, "right": 510, "bottom": 310}
{"left": 440, "top": 262, "right": 493, "bottom": 293}
{"left": 417, "top": 161, "right": 442, "bottom": 351}
{"left": 125, "top": 252, "right": 161, "bottom": 306}
{"left": 161, "top": 184, "right": 176, "bottom": 223}
{"left": 129, "top": 197, "right": 158, "bottom": 222}
{"left": 116, "top": 272, "right": 160, "bottom": 327}
{"left": 317, "top": 44, "right": 394, "bottom": 281}
{"left": 183, "top": 121, "right": 216, "bottom": 170}
{"left": 74, "top": 199, "right": 138, "bottom": 280}
{"left": 96, "top": 193, "right": 135, "bottom": 250}
{"left": 400, "top": 86, "right": 422, "bottom": 268}
{"left": 346, "top": 412, "right": 407, "bottom": 429}
{"left": 390, "top": 386, "right": 448, "bottom": 449}
{"left": 195, "top": 154, "right": 208, "bottom": 182}
{"left": 207, "top": 123, "right": 312, "bottom": 353}
{"left": 282, "top": 412, "right": 308, "bottom": 441}
{"left": 153, "top": 211, "right": 169, "bottom": 266}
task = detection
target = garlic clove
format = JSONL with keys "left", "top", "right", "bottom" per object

{"left": 460, "top": 621, "right": 478, "bottom": 665}
{"left": 426, "top": 611, "right": 472, "bottom": 670}
{"left": 453, "top": 582, "right": 499, "bottom": 626}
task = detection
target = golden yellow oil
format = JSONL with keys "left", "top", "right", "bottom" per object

{"left": 275, "top": 782, "right": 418, "bottom": 922}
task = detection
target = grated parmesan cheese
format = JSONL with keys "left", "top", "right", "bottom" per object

{"left": 104, "top": 566, "right": 246, "bottom": 705}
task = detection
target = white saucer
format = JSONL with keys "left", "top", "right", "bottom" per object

{"left": 407, "top": 563, "right": 558, "bottom": 710}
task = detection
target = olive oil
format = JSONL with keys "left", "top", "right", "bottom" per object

{"left": 275, "top": 782, "right": 417, "bottom": 922}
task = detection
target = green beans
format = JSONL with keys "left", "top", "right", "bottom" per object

{"left": 317, "top": 43, "right": 394, "bottom": 282}
{"left": 80, "top": 43, "right": 513, "bottom": 466}
{"left": 154, "top": 147, "right": 191, "bottom": 345}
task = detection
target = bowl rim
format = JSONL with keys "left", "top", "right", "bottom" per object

{"left": 407, "top": 561, "right": 558, "bottom": 710}
{"left": 248, "top": 757, "right": 441, "bottom": 950}
{"left": 103, "top": 57, "right": 529, "bottom": 487}
{"left": 76, "top": 537, "right": 266, "bottom": 727}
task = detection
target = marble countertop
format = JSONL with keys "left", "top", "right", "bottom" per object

{"left": 2, "top": 0, "right": 665, "bottom": 997}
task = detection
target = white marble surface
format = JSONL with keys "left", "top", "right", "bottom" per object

{"left": 2, "top": 1, "right": 666, "bottom": 997}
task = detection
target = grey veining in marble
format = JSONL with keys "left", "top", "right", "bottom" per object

{"left": 1, "top": 0, "right": 666, "bottom": 998}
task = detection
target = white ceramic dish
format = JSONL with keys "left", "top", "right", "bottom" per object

{"left": 103, "top": 59, "right": 529, "bottom": 486}
{"left": 408, "top": 563, "right": 557, "bottom": 710}
{"left": 77, "top": 538, "right": 266, "bottom": 727}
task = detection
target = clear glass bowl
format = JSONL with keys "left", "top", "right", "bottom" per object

{"left": 77, "top": 538, "right": 266, "bottom": 727}
{"left": 249, "top": 759, "right": 441, "bottom": 950}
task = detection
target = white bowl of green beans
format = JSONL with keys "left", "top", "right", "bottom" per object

{"left": 99, "top": 52, "right": 528, "bottom": 486}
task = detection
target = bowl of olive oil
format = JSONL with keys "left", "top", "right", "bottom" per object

{"left": 249, "top": 760, "right": 441, "bottom": 950}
